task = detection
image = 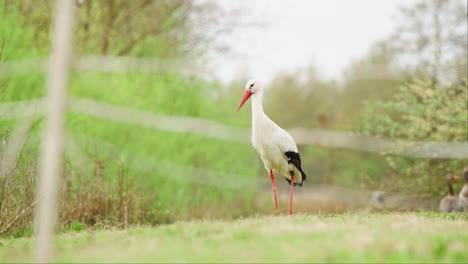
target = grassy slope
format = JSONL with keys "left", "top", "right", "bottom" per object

{"left": 1, "top": 213, "right": 467, "bottom": 263}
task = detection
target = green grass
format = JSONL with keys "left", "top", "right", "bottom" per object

{"left": 1, "top": 213, "right": 467, "bottom": 263}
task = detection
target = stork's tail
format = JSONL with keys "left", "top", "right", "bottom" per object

{"left": 284, "top": 151, "right": 307, "bottom": 187}
{"left": 286, "top": 169, "right": 307, "bottom": 187}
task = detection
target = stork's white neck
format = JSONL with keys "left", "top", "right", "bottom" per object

{"left": 251, "top": 90, "right": 267, "bottom": 123}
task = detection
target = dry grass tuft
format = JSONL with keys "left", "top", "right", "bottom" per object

{"left": 0, "top": 154, "right": 166, "bottom": 238}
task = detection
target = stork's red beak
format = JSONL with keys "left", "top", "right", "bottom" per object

{"left": 237, "top": 90, "right": 253, "bottom": 111}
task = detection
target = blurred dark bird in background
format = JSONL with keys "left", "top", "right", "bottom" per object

{"left": 439, "top": 174, "right": 460, "bottom": 212}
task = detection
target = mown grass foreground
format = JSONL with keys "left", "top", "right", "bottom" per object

{"left": 1, "top": 213, "right": 467, "bottom": 263}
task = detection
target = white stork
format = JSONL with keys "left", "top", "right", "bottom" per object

{"left": 237, "top": 79, "right": 307, "bottom": 215}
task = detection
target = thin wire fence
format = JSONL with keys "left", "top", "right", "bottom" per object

{"left": 1, "top": 97, "right": 467, "bottom": 158}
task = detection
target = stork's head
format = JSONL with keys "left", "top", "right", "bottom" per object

{"left": 237, "top": 79, "right": 261, "bottom": 111}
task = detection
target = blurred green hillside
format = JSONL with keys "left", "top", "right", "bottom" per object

{"left": 0, "top": 1, "right": 263, "bottom": 238}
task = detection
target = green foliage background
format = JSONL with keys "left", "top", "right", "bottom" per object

{"left": 360, "top": 78, "right": 467, "bottom": 196}
{"left": 0, "top": 0, "right": 466, "bottom": 237}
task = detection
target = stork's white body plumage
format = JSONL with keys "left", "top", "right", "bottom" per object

{"left": 251, "top": 90, "right": 302, "bottom": 185}
{"left": 237, "top": 79, "right": 307, "bottom": 214}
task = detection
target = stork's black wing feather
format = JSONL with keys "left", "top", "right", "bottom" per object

{"left": 284, "top": 151, "right": 307, "bottom": 187}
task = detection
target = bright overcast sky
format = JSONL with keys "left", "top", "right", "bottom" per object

{"left": 205, "top": 0, "right": 413, "bottom": 84}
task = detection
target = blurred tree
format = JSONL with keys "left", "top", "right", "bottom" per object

{"left": 387, "top": 0, "right": 467, "bottom": 83}
{"left": 345, "top": 0, "right": 468, "bottom": 196}
{"left": 339, "top": 0, "right": 467, "bottom": 128}
{"left": 338, "top": 42, "right": 405, "bottom": 129}
{"left": 265, "top": 65, "right": 338, "bottom": 130}
{"left": 7, "top": 0, "right": 236, "bottom": 59}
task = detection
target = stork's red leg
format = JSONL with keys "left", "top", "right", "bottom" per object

{"left": 269, "top": 170, "right": 279, "bottom": 211}
{"left": 289, "top": 175, "right": 295, "bottom": 215}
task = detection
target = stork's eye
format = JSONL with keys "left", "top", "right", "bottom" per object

{"left": 250, "top": 83, "right": 254, "bottom": 88}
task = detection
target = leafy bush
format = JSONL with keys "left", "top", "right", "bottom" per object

{"left": 359, "top": 78, "right": 467, "bottom": 196}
